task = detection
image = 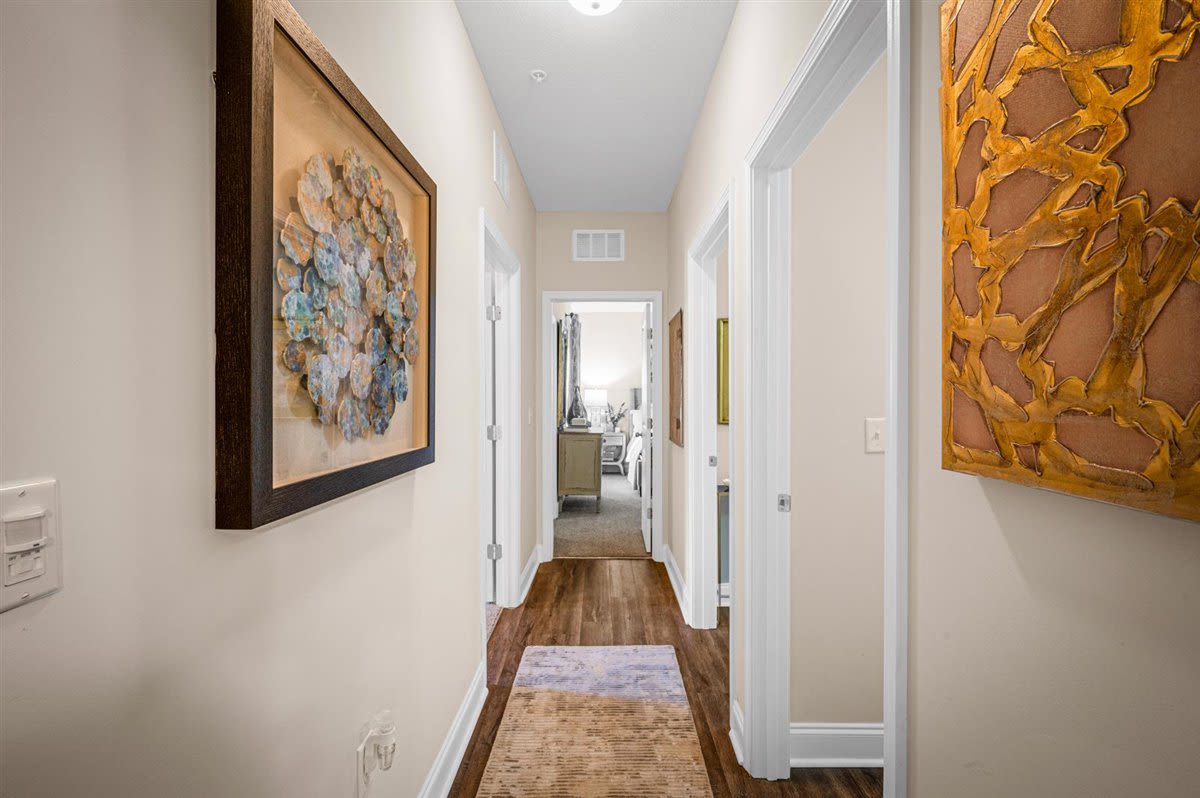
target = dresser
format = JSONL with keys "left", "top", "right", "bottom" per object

{"left": 558, "top": 431, "right": 602, "bottom": 512}
{"left": 601, "top": 432, "right": 627, "bottom": 475}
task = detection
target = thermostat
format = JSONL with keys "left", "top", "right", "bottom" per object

{"left": 1, "top": 479, "right": 61, "bottom": 613}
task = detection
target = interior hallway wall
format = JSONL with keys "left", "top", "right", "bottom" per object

{"left": 536, "top": 211, "right": 667, "bottom": 555}
{"left": 908, "top": 4, "right": 1200, "bottom": 796}
{"left": 666, "top": 0, "right": 833, "bottom": 710}
{"left": 788, "top": 57, "right": 886, "bottom": 724}
{"left": 0, "top": 2, "right": 537, "bottom": 797}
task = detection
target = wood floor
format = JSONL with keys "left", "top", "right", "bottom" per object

{"left": 449, "top": 558, "right": 883, "bottom": 797}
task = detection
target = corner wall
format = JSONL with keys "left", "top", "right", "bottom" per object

{"left": 666, "top": 0, "right": 833, "bottom": 714}
{"left": 0, "top": 2, "right": 537, "bottom": 796}
{"left": 908, "top": 4, "right": 1200, "bottom": 795}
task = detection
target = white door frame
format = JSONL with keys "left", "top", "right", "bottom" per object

{"left": 478, "top": 209, "right": 522, "bottom": 625}
{"left": 740, "top": 0, "right": 909, "bottom": 793}
{"left": 685, "top": 186, "right": 733, "bottom": 632}
{"left": 540, "top": 290, "right": 664, "bottom": 563}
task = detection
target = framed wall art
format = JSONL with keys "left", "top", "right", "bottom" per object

{"left": 669, "top": 310, "right": 684, "bottom": 447}
{"left": 216, "top": 0, "right": 436, "bottom": 528}
{"left": 941, "top": 0, "right": 1199, "bottom": 522}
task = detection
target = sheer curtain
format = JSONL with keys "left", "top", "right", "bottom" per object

{"left": 559, "top": 313, "right": 585, "bottom": 427}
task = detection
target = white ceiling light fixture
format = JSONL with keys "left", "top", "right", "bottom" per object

{"left": 569, "top": 0, "right": 622, "bottom": 17}
{"left": 530, "top": 68, "right": 548, "bottom": 83}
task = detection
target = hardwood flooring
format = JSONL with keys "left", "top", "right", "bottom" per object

{"left": 450, "top": 558, "right": 883, "bottom": 797}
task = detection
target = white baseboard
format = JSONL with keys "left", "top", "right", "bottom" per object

{"left": 729, "top": 699, "right": 746, "bottom": 766}
{"left": 789, "top": 723, "right": 884, "bottom": 768}
{"left": 416, "top": 660, "right": 488, "bottom": 798}
{"left": 662, "top": 544, "right": 691, "bottom": 625}
{"left": 516, "top": 544, "right": 540, "bottom": 605}
{"left": 718, "top": 581, "right": 730, "bottom": 608}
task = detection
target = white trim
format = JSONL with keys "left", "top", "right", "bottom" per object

{"left": 479, "top": 209, "right": 523, "bottom": 618}
{"left": 790, "top": 723, "right": 885, "bottom": 769}
{"left": 415, "top": 660, "right": 488, "bottom": 798}
{"left": 516, "top": 544, "right": 541, "bottom": 606}
{"left": 684, "top": 185, "right": 732, "bottom": 633}
{"left": 718, "top": 581, "right": 730, "bottom": 608}
{"left": 661, "top": 543, "right": 691, "bottom": 626}
{"left": 729, "top": 699, "right": 747, "bottom": 766}
{"left": 742, "top": 0, "right": 908, "bottom": 790}
{"left": 540, "top": 291, "right": 664, "bottom": 563}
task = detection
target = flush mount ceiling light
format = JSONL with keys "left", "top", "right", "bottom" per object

{"left": 569, "top": 0, "right": 622, "bottom": 16}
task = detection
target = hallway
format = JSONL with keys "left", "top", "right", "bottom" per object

{"left": 450, "top": 559, "right": 882, "bottom": 797}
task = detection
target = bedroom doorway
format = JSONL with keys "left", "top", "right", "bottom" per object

{"left": 541, "top": 291, "right": 664, "bottom": 562}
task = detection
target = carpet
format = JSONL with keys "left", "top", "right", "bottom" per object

{"left": 554, "top": 473, "right": 650, "bottom": 559}
{"left": 485, "top": 602, "right": 501, "bottom": 640}
{"left": 476, "top": 646, "right": 713, "bottom": 797}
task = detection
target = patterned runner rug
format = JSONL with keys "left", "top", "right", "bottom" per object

{"left": 477, "top": 645, "right": 713, "bottom": 797}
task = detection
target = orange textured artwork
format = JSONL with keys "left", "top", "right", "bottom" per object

{"left": 941, "top": 0, "right": 1200, "bottom": 521}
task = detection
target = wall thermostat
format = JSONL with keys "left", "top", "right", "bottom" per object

{"left": 2, "top": 479, "right": 61, "bottom": 613}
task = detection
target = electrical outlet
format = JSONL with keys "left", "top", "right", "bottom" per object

{"left": 865, "top": 418, "right": 886, "bottom": 453}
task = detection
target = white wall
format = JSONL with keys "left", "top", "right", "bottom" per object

{"left": 907, "top": 4, "right": 1200, "bottom": 796}
{"left": 552, "top": 307, "right": 645, "bottom": 438}
{"left": 788, "top": 58, "right": 886, "bottom": 724}
{"left": 666, "top": 0, "right": 833, "bottom": 711}
{"left": 0, "top": 2, "right": 536, "bottom": 797}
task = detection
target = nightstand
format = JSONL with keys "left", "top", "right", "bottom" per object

{"left": 601, "top": 432, "right": 627, "bottom": 475}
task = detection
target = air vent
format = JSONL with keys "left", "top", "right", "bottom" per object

{"left": 573, "top": 229, "right": 625, "bottom": 262}
{"left": 492, "top": 130, "right": 510, "bottom": 206}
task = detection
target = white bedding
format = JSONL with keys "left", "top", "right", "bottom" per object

{"left": 624, "top": 435, "right": 644, "bottom": 486}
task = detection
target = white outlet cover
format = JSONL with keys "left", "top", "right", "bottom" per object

{"left": 1, "top": 479, "right": 62, "bottom": 613}
{"left": 865, "top": 418, "right": 886, "bottom": 454}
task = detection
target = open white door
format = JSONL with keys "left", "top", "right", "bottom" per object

{"left": 640, "top": 303, "right": 653, "bottom": 554}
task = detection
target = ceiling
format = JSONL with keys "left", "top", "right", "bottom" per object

{"left": 456, "top": 0, "right": 737, "bottom": 212}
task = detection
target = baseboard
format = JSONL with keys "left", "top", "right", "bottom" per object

{"left": 416, "top": 660, "right": 488, "bottom": 798}
{"left": 789, "top": 723, "right": 884, "bottom": 768}
{"left": 729, "top": 699, "right": 746, "bottom": 766}
{"left": 516, "top": 544, "right": 540, "bottom": 605}
{"left": 718, "top": 581, "right": 730, "bottom": 608}
{"left": 661, "top": 544, "right": 691, "bottom": 625}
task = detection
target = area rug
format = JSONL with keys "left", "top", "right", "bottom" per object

{"left": 476, "top": 646, "right": 713, "bottom": 797}
{"left": 554, "top": 473, "right": 650, "bottom": 559}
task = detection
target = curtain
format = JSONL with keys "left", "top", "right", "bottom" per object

{"left": 560, "top": 313, "right": 584, "bottom": 426}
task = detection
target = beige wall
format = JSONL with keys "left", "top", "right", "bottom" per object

{"left": 537, "top": 211, "right": 667, "bottom": 550}
{"left": 0, "top": 2, "right": 536, "bottom": 797}
{"left": 666, "top": 0, "right": 833, "bottom": 711}
{"left": 788, "top": 58, "right": 886, "bottom": 723}
{"left": 907, "top": 4, "right": 1200, "bottom": 796}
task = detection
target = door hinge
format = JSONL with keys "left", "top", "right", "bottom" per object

{"left": 708, "top": 455, "right": 718, "bottom": 467}
{"left": 646, "top": 507, "right": 653, "bottom": 520}
{"left": 486, "top": 424, "right": 502, "bottom": 441}
{"left": 647, "top": 417, "right": 653, "bottom": 430}
{"left": 485, "top": 304, "right": 502, "bottom": 322}
{"left": 486, "top": 543, "right": 503, "bottom": 560}
{"left": 777, "top": 494, "right": 792, "bottom": 512}
{"left": 647, "top": 328, "right": 654, "bottom": 341}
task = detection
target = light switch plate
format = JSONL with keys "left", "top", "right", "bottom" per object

{"left": 1, "top": 479, "right": 62, "bottom": 613}
{"left": 865, "top": 418, "right": 886, "bottom": 454}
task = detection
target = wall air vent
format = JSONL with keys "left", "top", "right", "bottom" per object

{"left": 492, "top": 130, "right": 510, "bottom": 206}
{"left": 573, "top": 229, "right": 625, "bottom": 262}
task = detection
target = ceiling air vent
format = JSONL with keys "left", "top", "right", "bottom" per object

{"left": 492, "top": 130, "right": 510, "bottom": 206}
{"left": 573, "top": 229, "right": 625, "bottom": 262}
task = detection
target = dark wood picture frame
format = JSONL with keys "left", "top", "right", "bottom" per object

{"left": 669, "top": 310, "right": 684, "bottom": 447}
{"left": 215, "top": 0, "right": 437, "bottom": 529}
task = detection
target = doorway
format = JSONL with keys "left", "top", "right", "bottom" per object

{"left": 479, "top": 210, "right": 522, "bottom": 654}
{"left": 541, "top": 291, "right": 664, "bottom": 563}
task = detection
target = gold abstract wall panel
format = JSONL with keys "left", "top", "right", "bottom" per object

{"left": 940, "top": 0, "right": 1200, "bottom": 521}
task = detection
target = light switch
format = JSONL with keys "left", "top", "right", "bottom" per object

{"left": 865, "top": 418, "right": 886, "bottom": 454}
{"left": 1, "top": 479, "right": 61, "bottom": 613}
